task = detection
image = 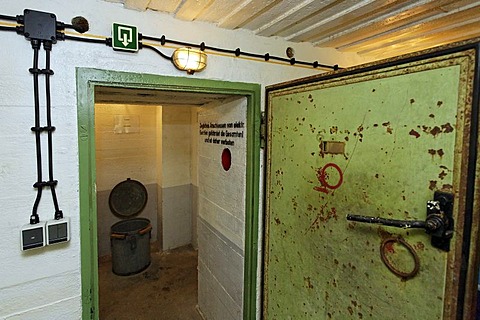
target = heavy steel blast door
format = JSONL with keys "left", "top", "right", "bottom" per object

{"left": 263, "top": 44, "right": 480, "bottom": 319}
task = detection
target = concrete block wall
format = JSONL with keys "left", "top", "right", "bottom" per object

{"left": 0, "top": 1, "right": 367, "bottom": 318}
{"left": 94, "top": 103, "right": 159, "bottom": 257}
{"left": 191, "top": 107, "right": 199, "bottom": 249}
{"left": 198, "top": 218, "right": 245, "bottom": 320}
{"left": 197, "top": 97, "right": 247, "bottom": 319}
{"left": 156, "top": 107, "right": 163, "bottom": 249}
{"left": 162, "top": 106, "right": 194, "bottom": 250}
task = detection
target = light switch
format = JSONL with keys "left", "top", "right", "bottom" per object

{"left": 21, "top": 222, "right": 46, "bottom": 251}
{"left": 46, "top": 218, "right": 70, "bottom": 245}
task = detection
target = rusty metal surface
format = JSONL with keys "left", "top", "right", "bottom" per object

{"left": 264, "top": 49, "right": 477, "bottom": 319}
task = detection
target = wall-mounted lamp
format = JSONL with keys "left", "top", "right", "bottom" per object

{"left": 172, "top": 47, "right": 207, "bottom": 74}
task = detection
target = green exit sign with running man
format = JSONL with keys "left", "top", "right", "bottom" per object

{"left": 112, "top": 23, "right": 139, "bottom": 52}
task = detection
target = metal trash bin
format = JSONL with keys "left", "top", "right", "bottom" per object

{"left": 110, "top": 218, "right": 152, "bottom": 276}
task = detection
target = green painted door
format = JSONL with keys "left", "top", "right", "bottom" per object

{"left": 264, "top": 46, "right": 480, "bottom": 319}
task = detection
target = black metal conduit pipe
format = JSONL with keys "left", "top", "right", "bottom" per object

{"left": 0, "top": 14, "right": 17, "bottom": 22}
{"left": 63, "top": 34, "right": 108, "bottom": 45}
{"left": 29, "top": 39, "right": 43, "bottom": 224}
{"left": 43, "top": 41, "right": 63, "bottom": 220}
{"left": 0, "top": 25, "right": 16, "bottom": 32}
{"left": 142, "top": 34, "right": 340, "bottom": 70}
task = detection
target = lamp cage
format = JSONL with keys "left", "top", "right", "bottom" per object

{"left": 172, "top": 47, "right": 207, "bottom": 74}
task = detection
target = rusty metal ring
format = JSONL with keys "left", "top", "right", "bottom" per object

{"left": 380, "top": 237, "right": 420, "bottom": 280}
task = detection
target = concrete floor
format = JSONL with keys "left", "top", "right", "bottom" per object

{"left": 99, "top": 245, "right": 203, "bottom": 320}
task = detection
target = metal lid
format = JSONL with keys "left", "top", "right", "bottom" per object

{"left": 109, "top": 178, "right": 148, "bottom": 218}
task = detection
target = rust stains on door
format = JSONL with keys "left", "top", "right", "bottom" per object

{"left": 264, "top": 46, "right": 479, "bottom": 319}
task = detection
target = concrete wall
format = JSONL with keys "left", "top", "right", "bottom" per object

{"left": 162, "top": 106, "right": 194, "bottom": 250}
{"left": 94, "top": 103, "right": 159, "bottom": 257}
{"left": 0, "top": 0, "right": 368, "bottom": 318}
{"left": 191, "top": 107, "right": 199, "bottom": 250}
{"left": 197, "top": 97, "right": 247, "bottom": 319}
{"left": 155, "top": 105, "right": 163, "bottom": 250}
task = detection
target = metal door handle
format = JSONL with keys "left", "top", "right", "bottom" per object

{"left": 346, "top": 191, "right": 454, "bottom": 251}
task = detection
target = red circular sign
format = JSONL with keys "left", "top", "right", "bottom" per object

{"left": 221, "top": 148, "right": 232, "bottom": 171}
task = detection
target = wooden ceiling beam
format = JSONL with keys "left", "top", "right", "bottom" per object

{"left": 337, "top": 5, "right": 480, "bottom": 52}
{"left": 218, "top": 0, "right": 280, "bottom": 29}
{"left": 308, "top": 0, "right": 446, "bottom": 45}
{"left": 124, "top": 0, "right": 151, "bottom": 11}
{"left": 313, "top": 0, "right": 461, "bottom": 47}
{"left": 175, "top": 0, "right": 215, "bottom": 21}
{"left": 243, "top": 0, "right": 316, "bottom": 33}
{"left": 357, "top": 24, "right": 480, "bottom": 59}
{"left": 281, "top": 0, "right": 381, "bottom": 40}
{"left": 255, "top": 0, "right": 339, "bottom": 37}
{"left": 148, "top": 0, "right": 182, "bottom": 13}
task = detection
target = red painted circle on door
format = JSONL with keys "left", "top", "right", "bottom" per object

{"left": 319, "top": 162, "right": 343, "bottom": 190}
{"left": 222, "top": 148, "right": 232, "bottom": 171}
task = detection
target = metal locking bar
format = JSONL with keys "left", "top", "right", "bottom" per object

{"left": 346, "top": 191, "right": 454, "bottom": 251}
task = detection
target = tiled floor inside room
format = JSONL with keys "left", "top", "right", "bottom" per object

{"left": 98, "top": 245, "right": 203, "bottom": 320}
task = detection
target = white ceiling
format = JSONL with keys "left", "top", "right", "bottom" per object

{"left": 105, "top": 0, "right": 480, "bottom": 60}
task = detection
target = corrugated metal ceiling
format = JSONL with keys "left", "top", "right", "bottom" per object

{"left": 105, "top": 0, "right": 480, "bottom": 59}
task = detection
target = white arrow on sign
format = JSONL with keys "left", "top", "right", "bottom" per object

{"left": 118, "top": 26, "right": 132, "bottom": 47}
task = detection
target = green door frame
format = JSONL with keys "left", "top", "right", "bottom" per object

{"left": 76, "top": 68, "right": 261, "bottom": 320}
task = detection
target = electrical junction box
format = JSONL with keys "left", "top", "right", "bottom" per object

{"left": 23, "top": 9, "right": 57, "bottom": 42}
{"left": 21, "top": 221, "right": 46, "bottom": 251}
{"left": 46, "top": 217, "right": 70, "bottom": 245}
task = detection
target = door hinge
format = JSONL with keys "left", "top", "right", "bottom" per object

{"left": 260, "top": 111, "right": 266, "bottom": 149}
{"left": 89, "top": 288, "right": 95, "bottom": 319}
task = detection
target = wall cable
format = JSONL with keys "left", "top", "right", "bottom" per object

{"left": 142, "top": 43, "right": 172, "bottom": 61}
{"left": 43, "top": 41, "right": 63, "bottom": 220}
{"left": 64, "top": 34, "right": 108, "bottom": 45}
{"left": 29, "top": 39, "right": 43, "bottom": 224}
{"left": 0, "top": 25, "right": 16, "bottom": 32}
{"left": 0, "top": 14, "right": 17, "bottom": 22}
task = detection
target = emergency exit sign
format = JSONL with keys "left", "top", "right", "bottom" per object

{"left": 112, "top": 23, "right": 138, "bottom": 52}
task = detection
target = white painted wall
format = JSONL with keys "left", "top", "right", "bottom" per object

{"left": 0, "top": 0, "right": 368, "bottom": 319}
{"left": 162, "top": 106, "right": 192, "bottom": 190}
{"left": 155, "top": 105, "right": 163, "bottom": 250}
{"left": 197, "top": 97, "right": 247, "bottom": 319}
{"left": 162, "top": 106, "right": 193, "bottom": 250}
{"left": 95, "top": 104, "right": 158, "bottom": 191}
{"left": 94, "top": 103, "right": 159, "bottom": 257}
{"left": 198, "top": 97, "right": 248, "bottom": 249}
{"left": 191, "top": 107, "right": 199, "bottom": 249}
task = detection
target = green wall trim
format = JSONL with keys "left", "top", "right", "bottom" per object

{"left": 76, "top": 68, "right": 261, "bottom": 320}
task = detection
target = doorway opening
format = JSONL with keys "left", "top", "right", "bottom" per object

{"left": 77, "top": 69, "right": 261, "bottom": 319}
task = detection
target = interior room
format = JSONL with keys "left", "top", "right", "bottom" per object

{"left": 94, "top": 87, "right": 248, "bottom": 319}
{"left": 1, "top": 1, "right": 480, "bottom": 320}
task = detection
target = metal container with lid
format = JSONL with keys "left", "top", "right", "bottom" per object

{"left": 109, "top": 178, "right": 151, "bottom": 276}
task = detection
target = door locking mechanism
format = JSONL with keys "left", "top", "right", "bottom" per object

{"left": 346, "top": 191, "right": 454, "bottom": 251}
